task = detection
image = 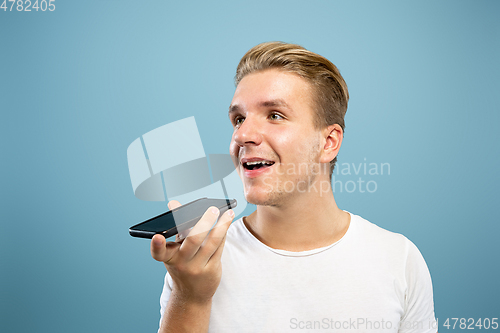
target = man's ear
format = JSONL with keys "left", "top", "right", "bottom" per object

{"left": 320, "top": 124, "right": 343, "bottom": 164}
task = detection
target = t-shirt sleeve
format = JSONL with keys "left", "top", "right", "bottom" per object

{"left": 399, "top": 239, "right": 437, "bottom": 333}
{"left": 158, "top": 271, "right": 173, "bottom": 332}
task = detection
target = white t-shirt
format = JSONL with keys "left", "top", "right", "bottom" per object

{"left": 159, "top": 212, "right": 437, "bottom": 332}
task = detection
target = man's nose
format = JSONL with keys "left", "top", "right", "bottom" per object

{"left": 233, "top": 116, "right": 262, "bottom": 147}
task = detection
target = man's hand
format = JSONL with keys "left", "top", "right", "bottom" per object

{"left": 151, "top": 200, "right": 235, "bottom": 304}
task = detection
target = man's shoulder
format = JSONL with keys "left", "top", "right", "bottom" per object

{"left": 348, "top": 212, "right": 412, "bottom": 252}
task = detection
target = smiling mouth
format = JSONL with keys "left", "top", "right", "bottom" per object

{"left": 242, "top": 160, "right": 275, "bottom": 170}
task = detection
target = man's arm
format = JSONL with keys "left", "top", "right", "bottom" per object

{"left": 399, "top": 239, "right": 437, "bottom": 333}
{"left": 152, "top": 200, "right": 233, "bottom": 333}
{"left": 158, "top": 289, "right": 212, "bottom": 333}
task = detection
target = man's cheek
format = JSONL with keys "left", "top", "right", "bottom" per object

{"left": 229, "top": 144, "right": 240, "bottom": 168}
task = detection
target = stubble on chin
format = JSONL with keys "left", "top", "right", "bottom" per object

{"left": 247, "top": 191, "right": 285, "bottom": 208}
{"left": 244, "top": 171, "right": 318, "bottom": 208}
{"left": 242, "top": 175, "right": 281, "bottom": 207}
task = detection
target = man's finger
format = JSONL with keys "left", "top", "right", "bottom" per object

{"left": 151, "top": 234, "right": 180, "bottom": 263}
{"left": 168, "top": 200, "right": 182, "bottom": 242}
{"left": 206, "top": 234, "right": 227, "bottom": 268}
{"left": 168, "top": 200, "right": 182, "bottom": 210}
{"left": 195, "top": 209, "right": 234, "bottom": 265}
{"left": 151, "top": 234, "right": 167, "bottom": 262}
{"left": 208, "top": 209, "right": 234, "bottom": 240}
{"left": 178, "top": 207, "right": 220, "bottom": 259}
{"left": 176, "top": 227, "right": 192, "bottom": 243}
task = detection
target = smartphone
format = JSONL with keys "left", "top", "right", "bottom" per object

{"left": 129, "top": 197, "right": 237, "bottom": 239}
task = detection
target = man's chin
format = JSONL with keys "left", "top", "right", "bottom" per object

{"left": 244, "top": 189, "right": 283, "bottom": 207}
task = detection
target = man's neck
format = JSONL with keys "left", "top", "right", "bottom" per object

{"left": 243, "top": 188, "right": 350, "bottom": 252}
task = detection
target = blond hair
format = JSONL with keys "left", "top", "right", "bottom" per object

{"left": 235, "top": 41, "right": 349, "bottom": 175}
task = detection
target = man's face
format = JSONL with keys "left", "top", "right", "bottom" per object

{"left": 229, "top": 69, "right": 327, "bottom": 207}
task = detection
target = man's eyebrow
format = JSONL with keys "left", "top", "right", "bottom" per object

{"left": 260, "top": 99, "right": 291, "bottom": 110}
{"left": 228, "top": 99, "right": 292, "bottom": 116}
{"left": 228, "top": 104, "right": 241, "bottom": 116}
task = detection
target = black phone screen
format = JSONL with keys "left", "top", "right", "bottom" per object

{"left": 129, "top": 198, "right": 237, "bottom": 239}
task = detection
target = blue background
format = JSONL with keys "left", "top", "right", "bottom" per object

{"left": 1, "top": 0, "right": 499, "bottom": 331}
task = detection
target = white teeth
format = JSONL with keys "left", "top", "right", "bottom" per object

{"left": 245, "top": 161, "right": 273, "bottom": 166}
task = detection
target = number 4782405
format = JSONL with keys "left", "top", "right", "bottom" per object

{"left": 443, "top": 318, "right": 498, "bottom": 330}
{"left": 1, "top": 0, "right": 56, "bottom": 11}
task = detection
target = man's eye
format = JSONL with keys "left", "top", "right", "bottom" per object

{"left": 270, "top": 113, "right": 283, "bottom": 121}
{"left": 234, "top": 117, "right": 245, "bottom": 126}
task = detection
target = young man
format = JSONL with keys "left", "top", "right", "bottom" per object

{"left": 151, "top": 42, "right": 437, "bottom": 332}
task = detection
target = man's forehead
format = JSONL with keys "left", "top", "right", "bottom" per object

{"left": 229, "top": 98, "right": 292, "bottom": 114}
